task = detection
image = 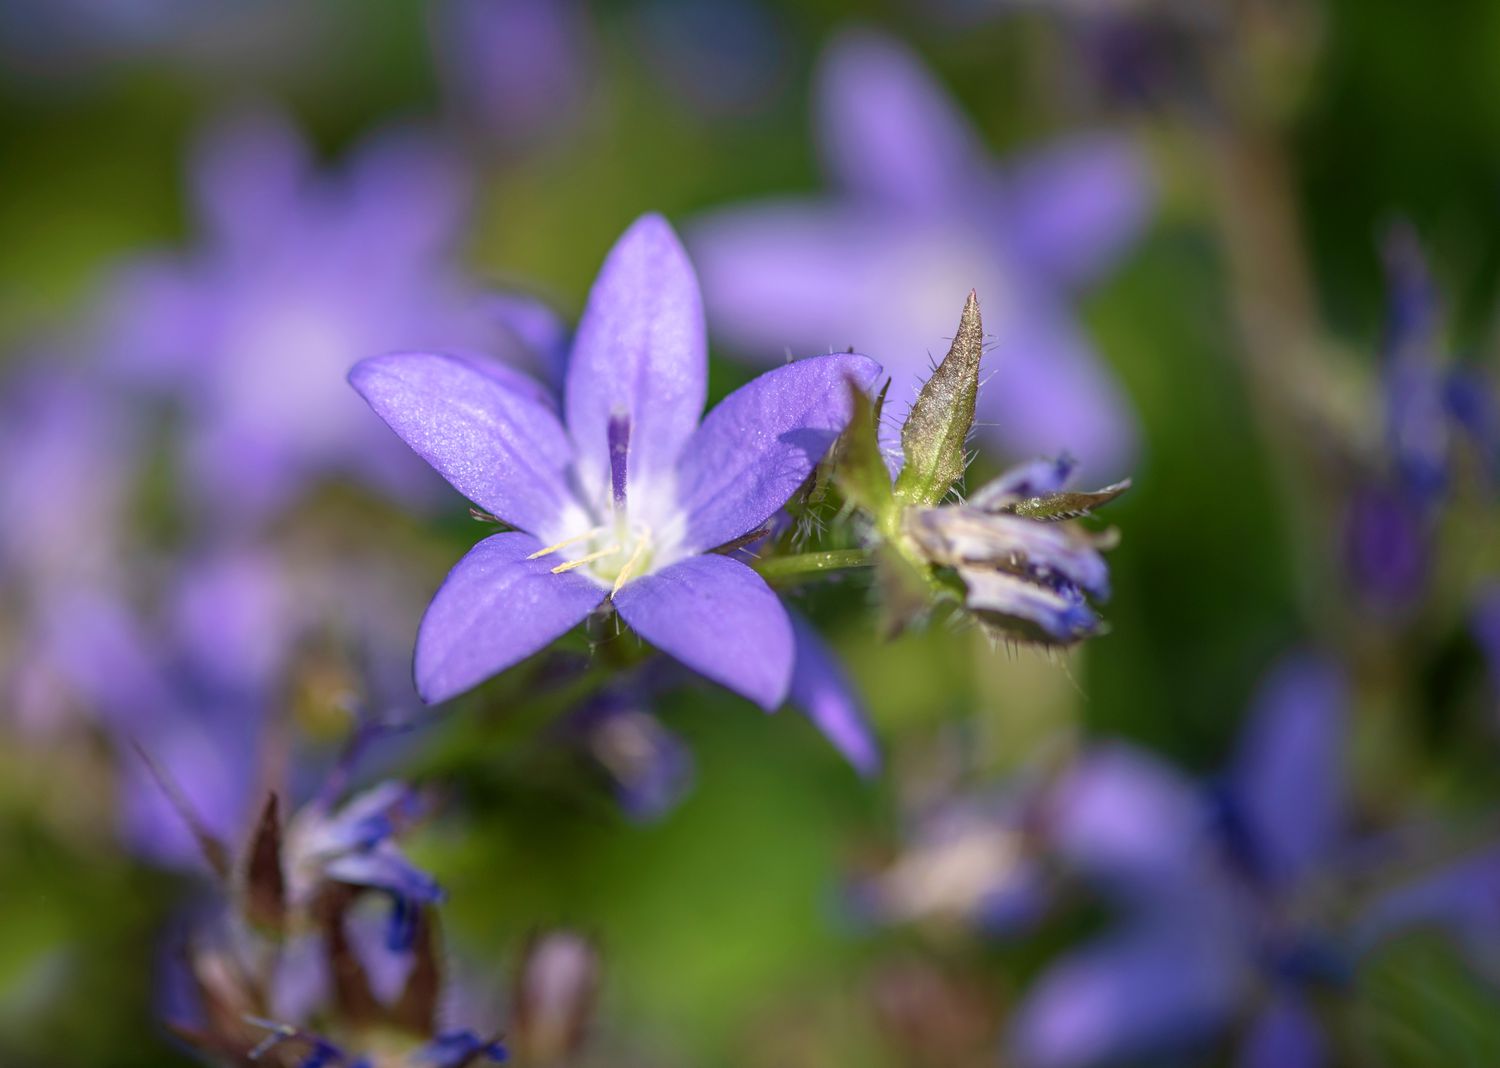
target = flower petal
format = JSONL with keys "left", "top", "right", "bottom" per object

{"left": 815, "top": 28, "right": 987, "bottom": 214}
{"left": 564, "top": 214, "right": 706, "bottom": 503}
{"left": 489, "top": 291, "right": 572, "bottom": 393}
{"left": 1228, "top": 653, "right": 1346, "bottom": 888}
{"left": 190, "top": 109, "right": 310, "bottom": 254}
{"left": 415, "top": 532, "right": 605, "bottom": 703}
{"left": 788, "top": 612, "right": 880, "bottom": 775}
{"left": 612, "top": 555, "right": 793, "bottom": 710}
{"left": 1003, "top": 133, "right": 1153, "bottom": 290}
{"left": 1238, "top": 994, "right": 1327, "bottom": 1068}
{"left": 1009, "top": 916, "right": 1241, "bottom": 1068}
{"left": 350, "top": 352, "right": 576, "bottom": 536}
{"left": 676, "top": 353, "right": 880, "bottom": 552}
{"left": 325, "top": 842, "right": 444, "bottom": 904}
{"left": 978, "top": 304, "right": 1140, "bottom": 478}
{"left": 1355, "top": 846, "right": 1500, "bottom": 976}
{"left": 689, "top": 203, "right": 1002, "bottom": 375}
{"left": 1049, "top": 745, "right": 1209, "bottom": 895}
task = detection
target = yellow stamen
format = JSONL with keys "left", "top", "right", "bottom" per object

{"left": 611, "top": 538, "right": 651, "bottom": 596}
{"left": 527, "top": 526, "right": 605, "bottom": 560}
{"left": 550, "top": 545, "right": 621, "bottom": 574}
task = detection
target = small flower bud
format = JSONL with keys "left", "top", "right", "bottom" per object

{"left": 894, "top": 290, "right": 984, "bottom": 508}
{"left": 510, "top": 931, "right": 601, "bottom": 1064}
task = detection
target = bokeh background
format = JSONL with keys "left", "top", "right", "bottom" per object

{"left": 3, "top": 1, "right": 1500, "bottom": 1065}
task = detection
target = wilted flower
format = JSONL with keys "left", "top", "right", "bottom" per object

{"left": 689, "top": 28, "right": 1150, "bottom": 473}
{"left": 352, "top": 213, "right": 880, "bottom": 725}
{"left": 905, "top": 459, "right": 1125, "bottom": 645}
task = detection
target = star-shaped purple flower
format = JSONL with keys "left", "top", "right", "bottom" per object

{"left": 100, "top": 110, "right": 514, "bottom": 523}
{"left": 351, "top": 213, "right": 881, "bottom": 716}
{"left": 688, "top": 28, "right": 1151, "bottom": 476}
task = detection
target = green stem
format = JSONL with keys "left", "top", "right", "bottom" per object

{"left": 754, "top": 549, "right": 871, "bottom": 583}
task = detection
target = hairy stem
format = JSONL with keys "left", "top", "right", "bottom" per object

{"left": 754, "top": 549, "right": 871, "bottom": 583}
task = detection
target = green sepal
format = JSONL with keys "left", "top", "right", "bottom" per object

{"left": 894, "top": 291, "right": 984, "bottom": 508}
{"left": 833, "top": 375, "right": 898, "bottom": 535}
{"left": 1003, "top": 479, "right": 1132, "bottom": 521}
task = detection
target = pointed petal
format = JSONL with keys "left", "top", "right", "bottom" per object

{"left": 691, "top": 201, "right": 1014, "bottom": 371}
{"left": 1004, "top": 133, "right": 1153, "bottom": 290}
{"left": 613, "top": 555, "right": 793, "bottom": 710}
{"left": 815, "top": 28, "right": 987, "bottom": 213}
{"left": 788, "top": 613, "right": 880, "bottom": 775}
{"left": 1009, "top": 917, "right": 1240, "bottom": 1068}
{"left": 415, "top": 532, "right": 604, "bottom": 703}
{"left": 489, "top": 291, "right": 572, "bottom": 392}
{"left": 190, "top": 109, "right": 310, "bottom": 254}
{"left": 1229, "top": 653, "right": 1346, "bottom": 888}
{"left": 1356, "top": 846, "right": 1500, "bottom": 975}
{"left": 350, "top": 352, "right": 576, "bottom": 536}
{"left": 324, "top": 843, "right": 444, "bottom": 904}
{"left": 564, "top": 214, "right": 706, "bottom": 503}
{"left": 1238, "top": 994, "right": 1327, "bottom": 1068}
{"left": 676, "top": 353, "right": 881, "bottom": 552}
{"left": 1050, "top": 745, "right": 1208, "bottom": 894}
{"left": 343, "top": 124, "right": 469, "bottom": 261}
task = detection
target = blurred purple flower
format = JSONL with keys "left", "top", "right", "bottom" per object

{"left": 1340, "top": 224, "right": 1495, "bottom": 614}
{"left": 351, "top": 214, "right": 881, "bottom": 730}
{"left": 1357, "top": 846, "right": 1500, "bottom": 984}
{"left": 569, "top": 694, "right": 696, "bottom": 822}
{"left": 0, "top": 367, "right": 136, "bottom": 587}
{"left": 852, "top": 786, "right": 1048, "bottom": 934}
{"left": 0, "top": 367, "right": 144, "bottom": 734}
{"left": 429, "top": 0, "right": 593, "bottom": 147}
{"left": 688, "top": 29, "right": 1151, "bottom": 477}
{"left": 1012, "top": 654, "right": 1351, "bottom": 1067}
{"left": 99, "top": 109, "right": 516, "bottom": 524}
{"left": 1015, "top": 649, "right": 1500, "bottom": 1066}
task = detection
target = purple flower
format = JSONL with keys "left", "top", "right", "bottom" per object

{"left": 351, "top": 213, "right": 880, "bottom": 716}
{"left": 1012, "top": 655, "right": 1349, "bottom": 1067}
{"left": 688, "top": 29, "right": 1151, "bottom": 476}
{"left": 99, "top": 110, "right": 515, "bottom": 523}
{"left": 1013, "top": 650, "right": 1500, "bottom": 1066}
